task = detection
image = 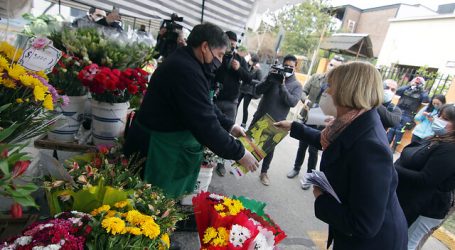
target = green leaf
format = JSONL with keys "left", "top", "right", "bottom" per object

{"left": 18, "top": 183, "right": 39, "bottom": 192}
{"left": 0, "top": 123, "right": 21, "bottom": 142}
{"left": 0, "top": 160, "right": 10, "bottom": 176}
{"left": 0, "top": 103, "right": 12, "bottom": 113}
{"left": 13, "top": 194, "right": 38, "bottom": 208}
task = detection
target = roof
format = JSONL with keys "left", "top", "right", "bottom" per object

{"left": 331, "top": 3, "right": 434, "bottom": 14}
{"left": 47, "top": 0, "right": 255, "bottom": 34}
{"left": 320, "top": 33, "right": 374, "bottom": 58}
{"left": 389, "top": 13, "right": 455, "bottom": 22}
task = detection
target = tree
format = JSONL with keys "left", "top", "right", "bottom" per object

{"left": 274, "top": 0, "right": 333, "bottom": 57}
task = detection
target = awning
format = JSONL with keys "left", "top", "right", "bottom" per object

{"left": 48, "top": 0, "right": 256, "bottom": 34}
{"left": 320, "top": 33, "right": 374, "bottom": 58}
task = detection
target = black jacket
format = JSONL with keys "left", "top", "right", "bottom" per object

{"left": 377, "top": 102, "right": 402, "bottom": 130}
{"left": 290, "top": 109, "right": 407, "bottom": 250}
{"left": 215, "top": 53, "right": 251, "bottom": 101}
{"left": 396, "top": 140, "right": 455, "bottom": 224}
{"left": 125, "top": 47, "right": 244, "bottom": 161}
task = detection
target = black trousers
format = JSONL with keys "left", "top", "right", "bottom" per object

{"left": 261, "top": 148, "right": 275, "bottom": 173}
{"left": 293, "top": 124, "right": 321, "bottom": 173}
{"left": 237, "top": 94, "right": 253, "bottom": 125}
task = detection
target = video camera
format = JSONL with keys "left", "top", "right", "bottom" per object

{"left": 155, "top": 13, "right": 184, "bottom": 58}
{"left": 269, "top": 64, "right": 294, "bottom": 77}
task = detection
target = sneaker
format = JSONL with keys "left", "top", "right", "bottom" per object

{"left": 287, "top": 169, "right": 299, "bottom": 178}
{"left": 216, "top": 164, "right": 226, "bottom": 177}
{"left": 260, "top": 173, "right": 270, "bottom": 186}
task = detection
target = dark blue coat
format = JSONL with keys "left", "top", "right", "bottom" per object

{"left": 290, "top": 109, "right": 407, "bottom": 250}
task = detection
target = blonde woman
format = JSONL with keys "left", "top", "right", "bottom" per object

{"left": 275, "top": 61, "right": 407, "bottom": 250}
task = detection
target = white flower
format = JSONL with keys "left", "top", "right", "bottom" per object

{"left": 32, "top": 244, "right": 61, "bottom": 250}
{"left": 1, "top": 243, "right": 17, "bottom": 250}
{"left": 59, "top": 240, "right": 65, "bottom": 246}
{"left": 69, "top": 217, "right": 82, "bottom": 225}
{"left": 14, "top": 236, "right": 32, "bottom": 246}
{"left": 248, "top": 229, "right": 275, "bottom": 250}
{"left": 229, "top": 225, "right": 251, "bottom": 247}
{"left": 209, "top": 194, "right": 225, "bottom": 200}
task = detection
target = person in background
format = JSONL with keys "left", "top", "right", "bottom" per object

{"left": 378, "top": 79, "right": 402, "bottom": 130}
{"left": 286, "top": 56, "right": 343, "bottom": 186}
{"left": 387, "top": 76, "right": 429, "bottom": 152}
{"left": 238, "top": 54, "right": 263, "bottom": 128}
{"left": 395, "top": 104, "right": 455, "bottom": 250}
{"left": 214, "top": 31, "right": 252, "bottom": 177}
{"left": 411, "top": 94, "right": 446, "bottom": 143}
{"left": 73, "top": 6, "right": 122, "bottom": 32}
{"left": 252, "top": 54, "right": 302, "bottom": 186}
{"left": 72, "top": 7, "right": 106, "bottom": 26}
{"left": 275, "top": 61, "right": 407, "bottom": 250}
{"left": 124, "top": 23, "right": 258, "bottom": 199}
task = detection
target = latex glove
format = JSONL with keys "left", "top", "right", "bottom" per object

{"left": 231, "top": 59, "right": 240, "bottom": 71}
{"left": 238, "top": 150, "right": 259, "bottom": 172}
{"left": 230, "top": 124, "right": 246, "bottom": 138}
{"left": 273, "top": 121, "right": 292, "bottom": 131}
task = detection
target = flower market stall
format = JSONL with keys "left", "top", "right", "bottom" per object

{"left": 0, "top": 8, "right": 287, "bottom": 249}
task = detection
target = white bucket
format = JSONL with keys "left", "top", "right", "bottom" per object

{"left": 48, "top": 95, "right": 87, "bottom": 142}
{"left": 181, "top": 166, "right": 214, "bottom": 205}
{"left": 91, "top": 100, "right": 129, "bottom": 146}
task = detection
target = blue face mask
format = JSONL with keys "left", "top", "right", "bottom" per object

{"left": 432, "top": 117, "right": 449, "bottom": 136}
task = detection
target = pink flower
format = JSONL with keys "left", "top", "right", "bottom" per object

{"left": 32, "top": 37, "right": 51, "bottom": 49}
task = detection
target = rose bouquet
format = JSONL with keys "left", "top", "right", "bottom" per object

{"left": 78, "top": 64, "right": 148, "bottom": 103}
{"left": 0, "top": 41, "right": 63, "bottom": 142}
{"left": 193, "top": 192, "right": 286, "bottom": 250}
{"left": 0, "top": 211, "right": 92, "bottom": 250}
{"left": 49, "top": 52, "right": 89, "bottom": 96}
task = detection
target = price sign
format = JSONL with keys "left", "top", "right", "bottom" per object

{"left": 18, "top": 37, "right": 62, "bottom": 73}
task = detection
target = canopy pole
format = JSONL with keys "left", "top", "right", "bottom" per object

{"left": 148, "top": 19, "right": 151, "bottom": 32}
{"left": 201, "top": 0, "right": 206, "bottom": 23}
{"left": 58, "top": 0, "right": 61, "bottom": 14}
{"left": 356, "top": 39, "right": 364, "bottom": 60}
{"left": 133, "top": 17, "right": 137, "bottom": 30}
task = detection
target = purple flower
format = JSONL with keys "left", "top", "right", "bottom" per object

{"left": 32, "top": 37, "right": 50, "bottom": 49}
{"left": 60, "top": 95, "right": 70, "bottom": 106}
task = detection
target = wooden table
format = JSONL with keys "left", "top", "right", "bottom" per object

{"left": 34, "top": 135, "right": 96, "bottom": 159}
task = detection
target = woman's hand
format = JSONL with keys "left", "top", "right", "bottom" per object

{"left": 313, "top": 186, "right": 323, "bottom": 199}
{"left": 274, "top": 121, "right": 292, "bottom": 131}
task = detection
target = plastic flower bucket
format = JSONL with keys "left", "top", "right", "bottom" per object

{"left": 48, "top": 95, "right": 87, "bottom": 142}
{"left": 91, "top": 100, "right": 129, "bottom": 146}
{"left": 181, "top": 165, "right": 214, "bottom": 205}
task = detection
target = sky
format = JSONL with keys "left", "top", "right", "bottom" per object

{"left": 329, "top": 0, "right": 455, "bottom": 11}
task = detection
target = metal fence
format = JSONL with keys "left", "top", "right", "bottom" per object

{"left": 378, "top": 66, "right": 453, "bottom": 96}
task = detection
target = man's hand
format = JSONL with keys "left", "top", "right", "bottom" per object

{"left": 230, "top": 124, "right": 246, "bottom": 138}
{"left": 313, "top": 186, "right": 323, "bottom": 199}
{"left": 106, "top": 12, "right": 121, "bottom": 24}
{"left": 273, "top": 121, "right": 292, "bottom": 131}
{"left": 231, "top": 59, "right": 240, "bottom": 71}
{"left": 238, "top": 150, "right": 259, "bottom": 172}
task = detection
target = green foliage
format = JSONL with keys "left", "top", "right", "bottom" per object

{"left": 274, "top": 0, "right": 333, "bottom": 56}
{"left": 22, "top": 13, "right": 64, "bottom": 37}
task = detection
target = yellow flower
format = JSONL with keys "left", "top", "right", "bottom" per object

{"left": 0, "top": 77, "right": 16, "bottom": 88}
{"left": 214, "top": 204, "right": 224, "bottom": 212}
{"left": 101, "top": 217, "right": 126, "bottom": 235}
{"left": 91, "top": 204, "right": 111, "bottom": 216}
{"left": 219, "top": 212, "right": 227, "bottom": 217}
{"left": 105, "top": 210, "right": 117, "bottom": 218}
{"left": 223, "top": 198, "right": 244, "bottom": 216}
{"left": 16, "top": 98, "right": 23, "bottom": 103}
{"left": 33, "top": 86, "right": 45, "bottom": 101}
{"left": 125, "top": 210, "right": 145, "bottom": 226}
{"left": 36, "top": 70, "right": 49, "bottom": 81}
{"left": 159, "top": 233, "right": 170, "bottom": 250}
{"left": 203, "top": 227, "right": 217, "bottom": 244}
{"left": 114, "top": 200, "right": 129, "bottom": 209}
{"left": 212, "top": 227, "right": 229, "bottom": 247}
{"left": 0, "top": 41, "right": 23, "bottom": 62}
{"left": 7, "top": 64, "right": 27, "bottom": 80}
{"left": 19, "top": 74, "right": 40, "bottom": 87}
{"left": 43, "top": 94, "right": 54, "bottom": 110}
{"left": 0, "top": 55, "right": 8, "bottom": 70}
{"left": 124, "top": 226, "right": 142, "bottom": 236}
{"left": 141, "top": 219, "right": 160, "bottom": 239}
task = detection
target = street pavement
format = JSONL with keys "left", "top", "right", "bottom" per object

{"left": 173, "top": 100, "right": 449, "bottom": 250}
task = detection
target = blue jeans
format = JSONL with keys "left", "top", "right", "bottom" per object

{"left": 387, "top": 113, "right": 413, "bottom": 148}
{"left": 407, "top": 215, "right": 443, "bottom": 250}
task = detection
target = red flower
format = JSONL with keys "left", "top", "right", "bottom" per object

{"left": 12, "top": 160, "right": 31, "bottom": 178}
{"left": 93, "top": 157, "right": 102, "bottom": 168}
{"left": 1, "top": 148, "right": 8, "bottom": 158}
{"left": 11, "top": 202, "right": 23, "bottom": 218}
{"left": 84, "top": 225, "right": 92, "bottom": 235}
{"left": 127, "top": 84, "right": 139, "bottom": 95}
{"left": 97, "top": 145, "right": 110, "bottom": 154}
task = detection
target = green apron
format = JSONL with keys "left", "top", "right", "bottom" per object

{"left": 135, "top": 121, "right": 203, "bottom": 198}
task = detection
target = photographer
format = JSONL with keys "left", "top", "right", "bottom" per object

{"left": 238, "top": 54, "right": 263, "bottom": 128}
{"left": 214, "top": 31, "right": 252, "bottom": 177}
{"left": 251, "top": 55, "right": 303, "bottom": 186}
{"left": 387, "top": 76, "right": 429, "bottom": 152}
{"left": 155, "top": 14, "right": 184, "bottom": 59}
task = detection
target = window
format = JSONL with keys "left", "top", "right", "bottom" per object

{"left": 347, "top": 20, "right": 356, "bottom": 33}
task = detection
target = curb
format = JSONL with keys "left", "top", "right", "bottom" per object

{"left": 434, "top": 227, "right": 455, "bottom": 250}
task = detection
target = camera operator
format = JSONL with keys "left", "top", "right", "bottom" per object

{"left": 155, "top": 13, "right": 184, "bottom": 59}
{"left": 214, "top": 31, "right": 252, "bottom": 177}
{"left": 251, "top": 55, "right": 303, "bottom": 186}
{"left": 387, "top": 76, "right": 429, "bottom": 152}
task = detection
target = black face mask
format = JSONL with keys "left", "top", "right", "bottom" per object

{"left": 208, "top": 48, "right": 222, "bottom": 73}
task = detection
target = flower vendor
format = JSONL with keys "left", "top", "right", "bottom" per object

{"left": 124, "top": 23, "right": 259, "bottom": 198}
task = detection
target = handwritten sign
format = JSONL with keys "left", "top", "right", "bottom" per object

{"left": 18, "top": 38, "right": 62, "bottom": 73}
